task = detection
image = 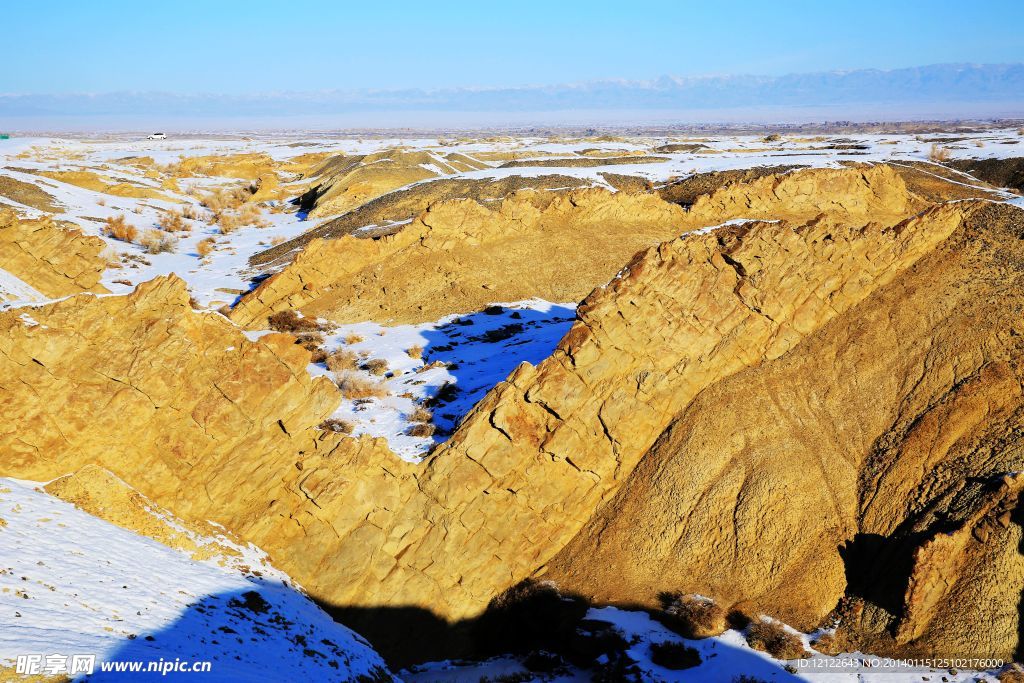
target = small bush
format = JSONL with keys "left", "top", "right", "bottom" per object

{"left": 103, "top": 214, "right": 138, "bottom": 243}
{"left": 318, "top": 418, "right": 353, "bottom": 435}
{"left": 139, "top": 229, "right": 177, "bottom": 254}
{"left": 344, "top": 333, "right": 364, "bottom": 345}
{"left": 196, "top": 237, "right": 216, "bottom": 257}
{"left": 181, "top": 205, "right": 199, "bottom": 220}
{"left": 763, "top": 133, "right": 782, "bottom": 142}
{"left": 362, "top": 358, "right": 389, "bottom": 376}
{"left": 409, "top": 407, "right": 432, "bottom": 423}
{"left": 745, "top": 619, "right": 809, "bottom": 660}
{"left": 407, "top": 422, "right": 435, "bottom": 438}
{"left": 268, "top": 309, "right": 319, "bottom": 334}
{"left": 406, "top": 345, "right": 423, "bottom": 359}
{"left": 161, "top": 209, "right": 190, "bottom": 232}
{"left": 928, "top": 143, "right": 952, "bottom": 162}
{"left": 659, "top": 593, "right": 727, "bottom": 639}
{"left": 649, "top": 641, "right": 701, "bottom": 670}
{"left": 336, "top": 372, "right": 388, "bottom": 399}
{"left": 325, "top": 349, "right": 359, "bottom": 372}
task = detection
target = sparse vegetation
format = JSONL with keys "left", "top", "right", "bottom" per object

{"left": 325, "top": 349, "right": 359, "bottom": 372}
{"left": 102, "top": 214, "right": 138, "bottom": 243}
{"left": 362, "top": 358, "right": 389, "bottom": 376}
{"left": 268, "top": 310, "right": 320, "bottom": 334}
{"left": 196, "top": 237, "right": 216, "bottom": 257}
{"left": 658, "top": 593, "right": 726, "bottom": 639}
{"left": 649, "top": 641, "right": 701, "bottom": 670}
{"left": 160, "top": 209, "right": 190, "bottom": 232}
{"left": 409, "top": 407, "right": 432, "bottom": 423}
{"left": 344, "top": 333, "right": 364, "bottom": 345}
{"left": 763, "top": 133, "right": 782, "bottom": 143}
{"left": 318, "top": 418, "right": 354, "bottom": 435}
{"left": 336, "top": 372, "right": 388, "bottom": 399}
{"left": 928, "top": 143, "right": 952, "bottom": 162}
{"left": 139, "top": 229, "right": 177, "bottom": 254}
{"left": 406, "top": 422, "right": 435, "bottom": 437}
{"left": 406, "top": 344, "right": 423, "bottom": 359}
{"left": 745, "top": 619, "right": 809, "bottom": 660}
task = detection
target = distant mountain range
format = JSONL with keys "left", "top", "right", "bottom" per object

{"left": 2, "top": 63, "right": 1023, "bottom": 127}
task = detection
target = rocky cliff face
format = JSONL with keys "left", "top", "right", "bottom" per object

{"left": 0, "top": 210, "right": 109, "bottom": 300}
{"left": 541, "top": 201, "right": 1024, "bottom": 660}
{"left": 230, "top": 164, "right": 920, "bottom": 327}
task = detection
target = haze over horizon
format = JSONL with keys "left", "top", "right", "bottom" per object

{"left": 2, "top": 0, "right": 1023, "bottom": 129}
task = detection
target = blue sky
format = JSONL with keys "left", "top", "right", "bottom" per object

{"left": 3, "top": 0, "right": 1023, "bottom": 94}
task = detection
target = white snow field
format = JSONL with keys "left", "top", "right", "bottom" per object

{"left": 0, "top": 479, "right": 391, "bottom": 681}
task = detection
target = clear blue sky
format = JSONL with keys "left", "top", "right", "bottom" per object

{"left": 3, "top": 0, "right": 1022, "bottom": 94}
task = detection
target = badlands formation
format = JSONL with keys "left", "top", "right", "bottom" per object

{"left": 3, "top": 129, "right": 1024, "bottom": 681}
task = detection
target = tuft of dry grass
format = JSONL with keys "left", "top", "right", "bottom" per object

{"left": 745, "top": 619, "right": 809, "bottom": 660}
{"left": 181, "top": 205, "right": 199, "bottom": 220}
{"left": 406, "top": 422, "right": 436, "bottom": 437}
{"left": 406, "top": 345, "right": 424, "bottom": 359}
{"left": 161, "top": 209, "right": 190, "bottom": 233}
{"left": 409, "top": 407, "right": 432, "bottom": 423}
{"left": 196, "top": 237, "right": 216, "bottom": 257}
{"left": 139, "top": 229, "right": 177, "bottom": 254}
{"left": 928, "top": 143, "right": 952, "bottom": 162}
{"left": 96, "top": 198, "right": 106, "bottom": 207}
{"left": 336, "top": 372, "right": 388, "bottom": 399}
{"left": 362, "top": 358, "right": 389, "bottom": 376}
{"left": 268, "top": 309, "right": 321, "bottom": 334}
{"left": 344, "top": 333, "right": 364, "bottom": 345}
{"left": 325, "top": 349, "right": 359, "bottom": 373}
{"left": 270, "top": 235, "right": 286, "bottom": 245}
{"left": 103, "top": 214, "right": 138, "bottom": 243}
{"left": 318, "top": 418, "right": 353, "bottom": 434}
{"left": 659, "top": 593, "right": 727, "bottom": 639}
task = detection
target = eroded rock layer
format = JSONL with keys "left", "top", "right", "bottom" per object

{"left": 0, "top": 209, "right": 109, "bottom": 299}
{"left": 232, "top": 164, "right": 921, "bottom": 327}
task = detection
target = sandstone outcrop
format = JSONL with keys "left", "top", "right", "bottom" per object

{"left": 230, "top": 187, "right": 690, "bottom": 326}
{"left": 0, "top": 209, "right": 109, "bottom": 299}
{"left": 231, "top": 164, "right": 924, "bottom": 327}
{"left": 541, "top": 201, "right": 1024, "bottom": 660}
{"left": 301, "top": 149, "right": 490, "bottom": 218}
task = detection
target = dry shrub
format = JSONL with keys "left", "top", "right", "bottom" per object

{"left": 294, "top": 332, "right": 326, "bottom": 362}
{"left": 659, "top": 594, "right": 727, "bottom": 639}
{"left": 998, "top": 664, "right": 1024, "bottom": 682}
{"left": 103, "top": 214, "right": 138, "bottom": 243}
{"left": 200, "top": 186, "right": 249, "bottom": 214}
{"left": 196, "top": 237, "right": 216, "bottom": 257}
{"left": 239, "top": 203, "right": 270, "bottom": 228}
{"left": 336, "top": 372, "right": 388, "bottom": 399}
{"left": 267, "top": 309, "right": 319, "bottom": 334}
{"left": 270, "top": 235, "right": 286, "bottom": 245}
{"left": 161, "top": 209, "right": 190, "bottom": 233}
{"left": 406, "top": 345, "right": 424, "bottom": 359}
{"left": 181, "top": 205, "right": 199, "bottom": 220}
{"left": 318, "top": 418, "right": 353, "bottom": 435}
{"left": 216, "top": 211, "right": 242, "bottom": 234}
{"left": 96, "top": 198, "right": 106, "bottom": 206}
{"left": 928, "top": 143, "right": 952, "bottom": 162}
{"left": 363, "top": 358, "right": 389, "bottom": 376}
{"left": 762, "top": 133, "right": 782, "bottom": 143}
{"left": 344, "top": 333, "right": 364, "bottom": 345}
{"left": 409, "top": 407, "right": 432, "bottom": 423}
{"left": 407, "top": 422, "right": 435, "bottom": 438}
{"left": 325, "top": 349, "right": 359, "bottom": 372}
{"left": 745, "top": 619, "right": 809, "bottom": 660}
{"left": 139, "top": 229, "right": 177, "bottom": 254}
{"left": 132, "top": 206, "right": 143, "bottom": 214}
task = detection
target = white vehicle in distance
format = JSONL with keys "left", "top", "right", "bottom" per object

{"left": 146, "top": 132, "right": 167, "bottom": 140}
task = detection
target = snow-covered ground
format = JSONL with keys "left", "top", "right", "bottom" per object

{"left": 0, "top": 478, "right": 391, "bottom": 681}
